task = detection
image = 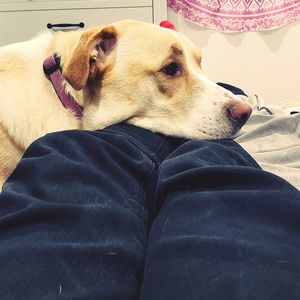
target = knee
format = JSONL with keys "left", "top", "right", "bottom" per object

{"left": 163, "top": 139, "right": 258, "bottom": 171}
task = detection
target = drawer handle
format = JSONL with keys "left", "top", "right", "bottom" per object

{"left": 47, "top": 22, "right": 85, "bottom": 29}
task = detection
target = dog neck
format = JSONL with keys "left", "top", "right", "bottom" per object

{"left": 43, "top": 55, "right": 83, "bottom": 118}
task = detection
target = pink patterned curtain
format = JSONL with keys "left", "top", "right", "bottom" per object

{"left": 168, "top": 0, "right": 300, "bottom": 32}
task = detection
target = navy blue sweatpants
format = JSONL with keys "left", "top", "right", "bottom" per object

{"left": 0, "top": 124, "right": 299, "bottom": 299}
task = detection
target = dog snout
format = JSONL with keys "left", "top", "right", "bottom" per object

{"left": 227, "top": 101, "right": 252, "bottom": 128}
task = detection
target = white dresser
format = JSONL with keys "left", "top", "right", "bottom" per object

{"left": 0, "top": 0, "right": 167, "bottom": 46}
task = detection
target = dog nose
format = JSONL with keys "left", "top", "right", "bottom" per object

{"left": 228, "top": 101, "right": 252, "bottom": 127}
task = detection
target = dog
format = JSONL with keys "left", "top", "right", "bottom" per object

{"left": 0, "top": 19, "right": 252, "bottom": 187}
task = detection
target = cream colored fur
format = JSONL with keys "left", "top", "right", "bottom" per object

{"left": 0, "top": 19, "right": 249, "bottom": 188}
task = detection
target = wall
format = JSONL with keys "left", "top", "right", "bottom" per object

{"left": 168, "top": 10, "right": 300, "bottom": 105}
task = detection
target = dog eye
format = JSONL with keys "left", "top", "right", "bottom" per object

{"left": 161, "top": 62, "right": 182, "bottom": 77}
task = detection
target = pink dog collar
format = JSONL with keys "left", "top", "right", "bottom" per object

{"left": 43, "top": 55, "right": 83, "bottom": 119}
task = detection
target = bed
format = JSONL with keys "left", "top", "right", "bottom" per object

{"left": 235, "top": 94, "right": 300, "bottom": 190}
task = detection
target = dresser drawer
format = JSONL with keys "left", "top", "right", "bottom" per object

{"left": 0, "top": 0, "right": 151, "bottom": 8}
{"left": 0, "top": 6, "right": 152, "bottom": 46}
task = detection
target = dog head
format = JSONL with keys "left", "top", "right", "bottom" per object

{"left": 62, "top": 19, "right": 251, "bottom": 139}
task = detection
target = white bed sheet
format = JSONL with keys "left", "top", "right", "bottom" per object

{"left": 235, "top": 95, "right": 300, "bottom": 190}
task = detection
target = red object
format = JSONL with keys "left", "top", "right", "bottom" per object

{"left": 159, "top": 20, "right": 176, "bottom": 31}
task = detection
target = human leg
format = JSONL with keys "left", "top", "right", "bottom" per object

{"left": 140, "top": 140, "right": 300, "bottom": 300}
{"left": 0, "top": 125, "right": 181, "bottom": 300}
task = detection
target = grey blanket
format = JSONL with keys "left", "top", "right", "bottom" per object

{"left": 235, "top": 96, "right": 300, "bottom": 190}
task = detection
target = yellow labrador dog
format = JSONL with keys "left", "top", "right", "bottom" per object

{"left": 0, "top": 19, "right": 251, "bottom": 187}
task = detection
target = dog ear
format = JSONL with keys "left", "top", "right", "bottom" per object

{"left": 63, "top": 26, "right": 117, "bottom": 91}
